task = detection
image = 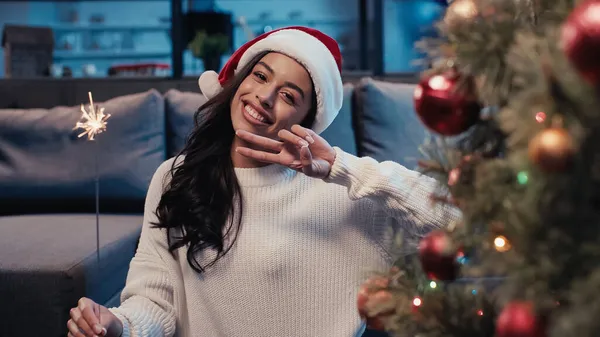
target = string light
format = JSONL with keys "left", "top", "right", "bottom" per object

{"left": 535, "top": 111, "right": 547, "bottom": 123}
{"left": 517, "top": 171, "right": 529, "bottom": 185}
{"left": 411, "top": 296, "right": 423, "bottom": 313}
{"left": 494, "top": 235, "right": 511, "bottom": 252}
{"left": 448, "top": 168, "right": 461, "bottom": 186}
{"left": 448, "top": 0, "right": 478, "bottom": 20}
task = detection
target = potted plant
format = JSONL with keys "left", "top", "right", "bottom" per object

{"left": 188, "top": 30, "right": 229, "bottom": 71}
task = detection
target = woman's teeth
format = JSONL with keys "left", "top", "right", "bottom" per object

{"left": 245, "top": 105, "right": 267, "bottom": 123}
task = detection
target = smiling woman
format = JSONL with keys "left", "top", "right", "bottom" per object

{"left": 230, "top": 53, "right": 317, "bottom": 147}
{"left": 67, "top": 26, "right": 457, "bottom": 337}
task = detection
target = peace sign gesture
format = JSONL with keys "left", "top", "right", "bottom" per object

{"left": 235, "top": 124, "right": 337, "bottom": 179}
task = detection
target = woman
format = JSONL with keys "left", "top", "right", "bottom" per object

{"left": 67, "top": 26, "right": 457, "bottom": 337}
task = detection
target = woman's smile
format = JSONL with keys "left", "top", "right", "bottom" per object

{"left": 242, "top": 101, "right": 273, "bottom": 126}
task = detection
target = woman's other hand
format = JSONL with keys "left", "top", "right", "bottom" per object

{"left": 67, "top": 297, "right": 123, "bottom": 337}
{"left": 235, "top": 124, "right": 336, "bottom": 179}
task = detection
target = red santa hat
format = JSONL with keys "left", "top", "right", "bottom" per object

{"left": 198, "top": 26, "right": 344, "bottom": 134}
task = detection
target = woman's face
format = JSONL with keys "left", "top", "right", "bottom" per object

{"left": 230, "top": 52, "right": 314, "bottom": 139}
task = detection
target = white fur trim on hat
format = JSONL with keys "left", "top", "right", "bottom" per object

{"left": 198, "top": 70, "right": 222, "bottom": 100}
{"left": 237, "top": 29, "right": 344, "bottom": 134}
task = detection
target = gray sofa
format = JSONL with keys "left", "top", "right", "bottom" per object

{"left": 0, "top": 75, "right": 426, "bottom": 337}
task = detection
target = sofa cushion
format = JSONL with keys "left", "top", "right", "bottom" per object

{"left": 320, "top": 83, "right": 358, "bottom": 155}
{"left": 165, "top": 84, "right": 358, "bottom": 157}
{"left": 0, "top": 90, "right": 166, "bottom": 214}
{"left": 164, "top": 89, "right": 208, "bottom": 157}
{"left": 0, "top": 214, "right": 142, "bottom": 337}
{"left": 354, "top": 78, "right": 427, "bottom": 168}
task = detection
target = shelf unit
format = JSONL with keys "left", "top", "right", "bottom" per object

{"left": 49, "top": 22, "right": 172, "bottom": 77}
{"left": 53, "top": 50, "right": 171, "bottom": 60}
{"left": 51, "top": 24, "right": 171, "bottom": 32}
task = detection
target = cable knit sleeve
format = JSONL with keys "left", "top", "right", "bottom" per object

{"left": 108, "top": 158, "right": 178, "bottom": 337}
{"left": 324, "top": 147, "right": 460, "bottom": 235}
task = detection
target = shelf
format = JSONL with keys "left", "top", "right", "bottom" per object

{"left": 53, "top": 50, "right": 171, "bottom": 60}
{"left": 235, "top": 19, "right": 355, "bottom": 26}
{"left": 51, "top": 24, "right": 171, "bottom": 32}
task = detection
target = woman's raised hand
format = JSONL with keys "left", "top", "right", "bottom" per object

{"left": 67, "top": 297, "right": 122, "bottom": 337}
{"left": 235, "top": 124, "right": 336, "bottom": 179}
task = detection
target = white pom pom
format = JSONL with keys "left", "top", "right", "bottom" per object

{"left": 198, "top": 70, "right": 223, "bottom": 99}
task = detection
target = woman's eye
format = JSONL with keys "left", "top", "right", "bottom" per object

{"left": 254, "top": 72, "right": 267, "bottom": 81}
{"left": 282, "top": 92, "right": 295, "bottom": 104}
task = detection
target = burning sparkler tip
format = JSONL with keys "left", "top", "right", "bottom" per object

{"left": 73, "top": 91, "right": 110, "bottom": 141}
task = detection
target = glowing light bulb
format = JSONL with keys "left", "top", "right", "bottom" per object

{"left": 428, "top": 75, "right": 452, "bottom": 91}
{"left": 494, "top": 235, "right": 511, "bottom": 252}
{"left": 535, "top": 112, "right": 547, "bottom": 123}
{"left": 452, "top": 0, "right": 478, "bottom": 19}
{"left": 517, "top": 171, "right": 529, "bottom": 185}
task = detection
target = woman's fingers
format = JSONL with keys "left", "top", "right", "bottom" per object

{"left": 236, "top": 130, "right": 283, "bottom": 152}
{"left": 67, "top": 317, "right": 87, "bottom": 337}
{"left": 67, "top": 297, "right": 107, "bottom": 337}
{"left": 236, "top": 147, "right": 282, "bottom": 164}
{"left": 79, "top": 298, "right": 105, "bottom": 336}
{"left": 300, "top": 145, "right": 313, "bottom": 168}
{"left": 94, "top": 303, "right": 108, "bottom": 336}
{"left": 289, "top": 162, "right": 303, "bottom": 170}
{"left": 235, "top": 128, "right": 316, "bottom": 169}
{"left": 70, "top": 308, "right": 95, "bottom": 337}
{"left": 291, "top": 124, "right": 316, "bottom": 144}
{"left": 278, "top": 129, "right": 310, "bottom": 147}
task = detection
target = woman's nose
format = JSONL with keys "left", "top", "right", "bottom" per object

{"left": 256, "top": 87, "right": 276, "bottom": 109}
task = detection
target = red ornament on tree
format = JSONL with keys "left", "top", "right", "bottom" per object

{"left": 496, "top": 301, "right": 546, "bottom": 337}
{"left": 413, "top": 69, "right": 481, "bottom": 136}
{"left": 418, "top": 230, "right": 459, "bottom": 281}
{"left": 561, "top": 0, "right": 600, "bottom": 86}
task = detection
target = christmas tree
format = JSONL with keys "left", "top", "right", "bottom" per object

{"left": 357, "top": 0, "right": 600, "bottom": 336}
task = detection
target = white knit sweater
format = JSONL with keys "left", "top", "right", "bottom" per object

{"left": 109, "top": 147, "right": 457, "bottom": 337}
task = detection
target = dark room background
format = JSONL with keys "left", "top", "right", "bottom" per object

{"left": 0, "top": 0, "right": 446, "bottom": 78}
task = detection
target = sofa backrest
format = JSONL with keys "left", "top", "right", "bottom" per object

{"left": 353, "top": 78, "right": 427, "bottom": 169}
{"left": 0, "top": 89, "right": 166, "bottom": 215}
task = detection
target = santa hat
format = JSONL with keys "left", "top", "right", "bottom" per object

{"left": 198, "top": 26, "right": 344, "bottom": 135}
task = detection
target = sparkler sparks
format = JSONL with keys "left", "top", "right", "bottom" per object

{"left": 74, "top": 92, "right": 111, "bottom": 140}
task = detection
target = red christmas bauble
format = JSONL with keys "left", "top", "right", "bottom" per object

{"left": 418, "top": 230, "right": 459, "bottom": 281}
{"left": 496, "top": 301, "right": 546, "bottom": 337}
{"left": 413, "top": 69, "right": 481, "bottom": 136}
{"left": 561, "top": 0, "right": 600, "bottom": 85}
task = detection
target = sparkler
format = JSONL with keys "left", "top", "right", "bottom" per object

{"left": 74, "top": 92, "right": 111, "bottom": 141}
{"left": 73, "top": 92, "right": 110, "bottom": 268}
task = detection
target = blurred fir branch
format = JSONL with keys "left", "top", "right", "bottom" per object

{"left": 383, "top": 255, "right": 498, "bottom": 337}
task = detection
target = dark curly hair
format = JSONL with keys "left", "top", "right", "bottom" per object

{"left": 153, "top": 50, "right": 317, "bottom": 273}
